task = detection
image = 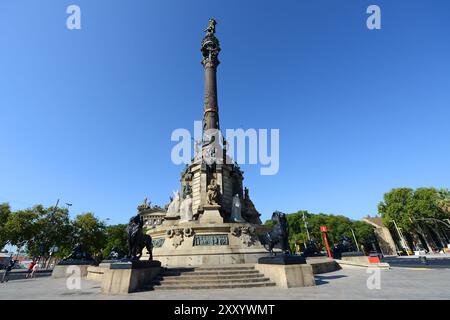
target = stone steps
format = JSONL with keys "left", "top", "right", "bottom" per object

{"left": 156, "top": 273, "right": 265, "bottom": 280}
{"left": 151, "top": 265, "right": 276, "bottom": 290}
{"left": 152, "top": 281, "right": 276, "bottom": 290}
{"left": 154, "top": 276, "right": 271, "bottom": 284}
{"left": 163, "top": 270, "right": 261, "bottom": 276}
{"left": 184, "top": 266, "right": 256, "bottom": 271}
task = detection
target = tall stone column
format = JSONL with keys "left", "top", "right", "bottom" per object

{"left": 201, "top": 18, "right": 221, "bottom": 133}
{"left": 200, "top": 19, "right": 223, "bottom": 222}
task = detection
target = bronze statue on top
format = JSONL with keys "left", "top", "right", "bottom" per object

{"left": 204, "top": 18, "right": 217, "bottom": 35}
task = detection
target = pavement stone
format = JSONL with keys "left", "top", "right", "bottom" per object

{"left": 1, "top": 267, "right": 449, "bottom": 300}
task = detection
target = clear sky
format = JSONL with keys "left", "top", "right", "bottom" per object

{"left": 0, "top": 0, "right": 449, "bottom": 225}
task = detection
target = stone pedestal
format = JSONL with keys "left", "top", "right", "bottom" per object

{"left": 199, "top": 205, "right": 223, "bottom": 224}
{"left": 258, "top": 254, "right": 306, "bottom": 265}
{"left": 52, "top": 260, "right": 95, "bottom": 279}
{"left": 341, "top": 255, "right": 370, "bottom": 264}
{"left": 86, "top": 262, "right": 113, "bottom": 282}
{"left": 255, "top": 263, "right": 315, "bottom": 288}
{"left": 306, "top": 257, "right": 341, "bottom": 274}
{"left": 101, "top": 260, "right": 161, "bottom": 294}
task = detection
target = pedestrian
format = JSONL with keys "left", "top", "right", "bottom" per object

{"left": 30, "top": 262, "right": 39, "bottom": 279}
{"left": 25, "top": 261, "right": 36, "bottom": 279}
{"left": 1, "top": 259, "right": 15, "bottom": 283}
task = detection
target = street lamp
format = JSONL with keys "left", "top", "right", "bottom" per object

{"left": 46, "top": 199, "right": 71, "bottom": 268}
{"left": 302, "top": 212, "right": 311, "bottom": 241}
{"left": 350, "top": 228, "right": 360, "bottom": 252}
{"left": 392, "top": 219, "right": 410, "bottom": 256}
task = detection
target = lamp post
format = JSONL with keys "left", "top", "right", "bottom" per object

{"left": 392, "top": 219, "right": 410, "bottom": 256}
{"left": 302, "top": 212, "right": 311, "bottom": 241}
{"left": 350, "top": 228, "right": 360, "bottom": 252}
{"left": 45, "top": 199, "right": 70, "bottom": 268}
{"left": 47, "top": 246, "right": 59, "bottom": 269}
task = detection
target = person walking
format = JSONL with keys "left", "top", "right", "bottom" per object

{"left": 30, "top": 262, "right": 39, "bottom": 279}
{"left": 25, "top": 261, "right": 36, "bottom": 279}
{"left": 1, "top": 259, "right": 15, "bottom": 283}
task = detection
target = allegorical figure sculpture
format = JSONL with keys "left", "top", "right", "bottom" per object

{"left": 207, "top": 178, "right": 220, "bottom": 205}
{"left": 127, "top": 214, "right": 153, "bottom": 260}
{"left": 166, "top": 190, "right": 181, "bottom": 217}
{"left": 262, "top": 211, "right": 290, "bottom": 255}
{"left": 137, "top": 197, "right": 151, "bottom": 211}
{"left": 230, "top": 194, "right": 245, "bottom": 222}
{"left": 182, "top": 183, "right": 192, "bottom": 199}
{"left": 179, "top": 193, "right": 193, "bottom": 222}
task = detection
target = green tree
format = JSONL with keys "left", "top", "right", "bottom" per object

{"left": 352, "top": 220, "right": 376, "bottom": 251}
{"left": 378, "top": 187, "right": 450, "bottom": 251}
{"left": 0, "top": 203, "right": 11, "bottom": 250}
{"left": 103, "top": 224, "right": 128, "bottom": 257}
{"left": 71, "top": 213, "right": 107, "bottom": 258}
{"left": 265, "top": 211, "right": 375, "bottom": 253}
{"left": 378, "top": 188, "right": 414, "bottom": 232}
{"left": 26, "top": 205, "right": 73, "bottom": 259}
{"left": 3, "top": 208, "right": 40, "bottom": 252}
{"left": 436, "top": 188, "right": 450, "bottom": 216}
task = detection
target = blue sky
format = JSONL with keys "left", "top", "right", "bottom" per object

{"left": 0, "top": 0, "right": 449, "bottom": 225}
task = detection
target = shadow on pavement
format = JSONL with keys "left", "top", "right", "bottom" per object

{"left": 314, "top": 274, "right": 347, "bottom": 286}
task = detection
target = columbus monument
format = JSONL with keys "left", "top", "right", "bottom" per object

{"left": 145, "top": 19, "right": 269, "bottom": 266}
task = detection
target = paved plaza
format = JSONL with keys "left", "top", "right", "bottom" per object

{"left": 1, "top": 267, "right": 449, "bottom": 300}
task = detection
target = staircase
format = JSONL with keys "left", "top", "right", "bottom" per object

{"left": 150, "top": 264, "right": 276, "bottom": 290}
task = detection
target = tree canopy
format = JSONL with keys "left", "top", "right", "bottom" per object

{"left": 265, "top": 210, "right": 376, "bottom": 253}
{"left": 378, "top": 187, "right": 450, "bottom": 251}
{"left": 0, "top": 203, "right": 12, "bottom": 249}
{"left": 0, "top": 203, "right": 123, "bottom": 260}
{"left": 72, "top": 213, "right": 107, "bottom": 258}
{"left": 378, "top": 187, "right": 450, "bottom": 232}
{"left": 103, "top": 224, "right": 128, "bottom": 257}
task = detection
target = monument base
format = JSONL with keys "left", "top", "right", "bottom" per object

{"left": 101, "top": 260, "right": 162, "bottom": 294}
{"left": 199, "top": 205, "right": 223, "bottom": 224}
{"left": 258, "top": 254, "right": 306, "bottom": 265}
{"left": 148, "top": 222, "right": 270, "bottom": 267}
{"left": 255, "top": 263, "right": 315, "bottom": 288}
